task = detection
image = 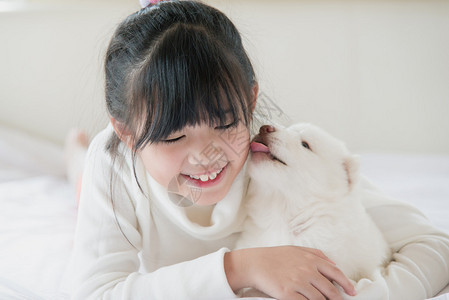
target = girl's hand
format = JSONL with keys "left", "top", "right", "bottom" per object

{"left": 224, "top": 246, "right": 356, "bottom": 300}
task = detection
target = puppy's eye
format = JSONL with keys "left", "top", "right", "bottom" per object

{"left": 301, "top": 141, "right": 311, "bottom": 150}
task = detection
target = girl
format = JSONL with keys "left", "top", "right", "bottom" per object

{"left": 67, "top": 1, "right": 449, "bottom": 299}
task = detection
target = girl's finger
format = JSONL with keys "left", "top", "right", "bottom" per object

{"left": 295, "top": 283, "right": 327, "bottom": 300}
{"left": 310, "top": 273, "right": 344, "bottom": 300}
{"left": 318, "top": 263, "right": 356, "bottom": 297}
{"left": 285, "top": 292, "right": 308, "bottom": 300}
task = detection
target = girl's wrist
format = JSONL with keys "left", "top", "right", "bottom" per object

{"left": 224, "top": 249, "right": 252, "bottom": 292}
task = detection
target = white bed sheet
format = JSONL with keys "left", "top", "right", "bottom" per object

{"left": 0, "top": 126, "right": 76, "bottom": 300}
{"left": 360, "top": 153, "right": 449, "bottom": 235}
{"left": 0, "top": 125, "right": 448, "bottom": 299}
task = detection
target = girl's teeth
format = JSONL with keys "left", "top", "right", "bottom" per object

{"left": 188, "top": 168, "right": 223, "bottom": 182}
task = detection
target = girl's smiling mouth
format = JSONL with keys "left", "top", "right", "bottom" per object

{"left": 181, "top": 164, "right": 228, "bottom": 188}
{"left": 187, "top": 167, "right": 223, "bottom": 181}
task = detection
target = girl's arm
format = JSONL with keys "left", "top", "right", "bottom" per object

{"left": 360, "top": 178, "right": 449, "bottom": 299}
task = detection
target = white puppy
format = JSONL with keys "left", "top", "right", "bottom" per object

{"left": 236, "top": 123, "right": 390, "bottom": 284}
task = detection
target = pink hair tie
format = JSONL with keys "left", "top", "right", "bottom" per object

{"left": 139, "top": 0, "right": 167, "bottom": 8}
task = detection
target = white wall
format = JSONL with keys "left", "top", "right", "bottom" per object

{"left": 1, "top": 0, "right": 448, "bottom": 154}
{"left": 0, "top": 1, "right": 138, "bottom": 143}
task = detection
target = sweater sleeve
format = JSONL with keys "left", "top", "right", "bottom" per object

{"left": 69, "top": 129, "right": 237, "bottom": 300}
{"left": 354, "top": 178, "right": 449, "bottom": 300}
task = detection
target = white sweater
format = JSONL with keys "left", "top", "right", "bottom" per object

{"left": 68, "top": 125, "right": 449, "bottom": 299}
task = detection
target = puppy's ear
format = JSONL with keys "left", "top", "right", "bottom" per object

{"left": 343, "top": 154, "right": 360, "bottom": 192}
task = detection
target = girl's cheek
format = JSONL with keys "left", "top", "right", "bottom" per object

{"left": 219, "top": 128, "right": 250, "bottom": 161}
{"left": 139, "top": 145, "right": 181, "bottom": 187}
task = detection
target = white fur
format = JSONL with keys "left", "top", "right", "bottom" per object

{"left": 236, "top": 123, "right": 391, "bottom": 281}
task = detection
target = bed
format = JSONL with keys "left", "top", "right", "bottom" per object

{"left": 0, "top": 124, "right": 448, "bottom": 299}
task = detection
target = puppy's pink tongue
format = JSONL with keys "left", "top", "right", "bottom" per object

{"left": 250, "top": 142, "right": 270, "bottom": 153}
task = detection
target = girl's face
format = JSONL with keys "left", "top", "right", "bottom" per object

{"left": 138, "top": 119, "right": 250, "bottom": 206}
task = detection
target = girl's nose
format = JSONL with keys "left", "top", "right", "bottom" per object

{"left": 259, "top": 125, "right": 275, "bottom": 134}
{"left": 187, "top": 141, "right": 224, "bottom": 167}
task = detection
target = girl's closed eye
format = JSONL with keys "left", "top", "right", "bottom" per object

{"left": 215, "top": 119, "right": 239, "bottom": 131}
{"left": 160, "top": 120, "right": 239, "bottom": 144}
{"left": 162, "top": 135, "right": 185, "bottom": 144}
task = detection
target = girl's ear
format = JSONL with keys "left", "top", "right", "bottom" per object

{"left": 251, "top": 82, "right": 259, "bottom": 113}
{"left": 110, "top": 117, "right": 134, "bottom": 150}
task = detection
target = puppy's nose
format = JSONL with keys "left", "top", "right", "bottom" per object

{"left": 259, "top": 125, "right": 275, "bottom": 134}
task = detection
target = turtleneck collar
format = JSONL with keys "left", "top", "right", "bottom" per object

{"left": 137, "top": 160, "right": 249, "bottom": 241}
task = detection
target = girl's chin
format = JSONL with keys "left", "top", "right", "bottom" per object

{"left": 182, "top": 186, "right": 227, "bottom": 206}
{"left": 170, "top": 180, "right": 228, "bottom": 207}
{"left": 194, "top": 193, "right": 225, "bottom": 206}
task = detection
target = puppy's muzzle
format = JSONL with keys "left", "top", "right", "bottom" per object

{"left": 251, "top": 125, "right": 286, "bottom": 165}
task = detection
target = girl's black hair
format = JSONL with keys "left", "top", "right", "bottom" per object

{"left": 103, "top": 1, "right": 257, "bottom": 247}
{"left": 105, "top": 0, "right": 256, "bottom": 153}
